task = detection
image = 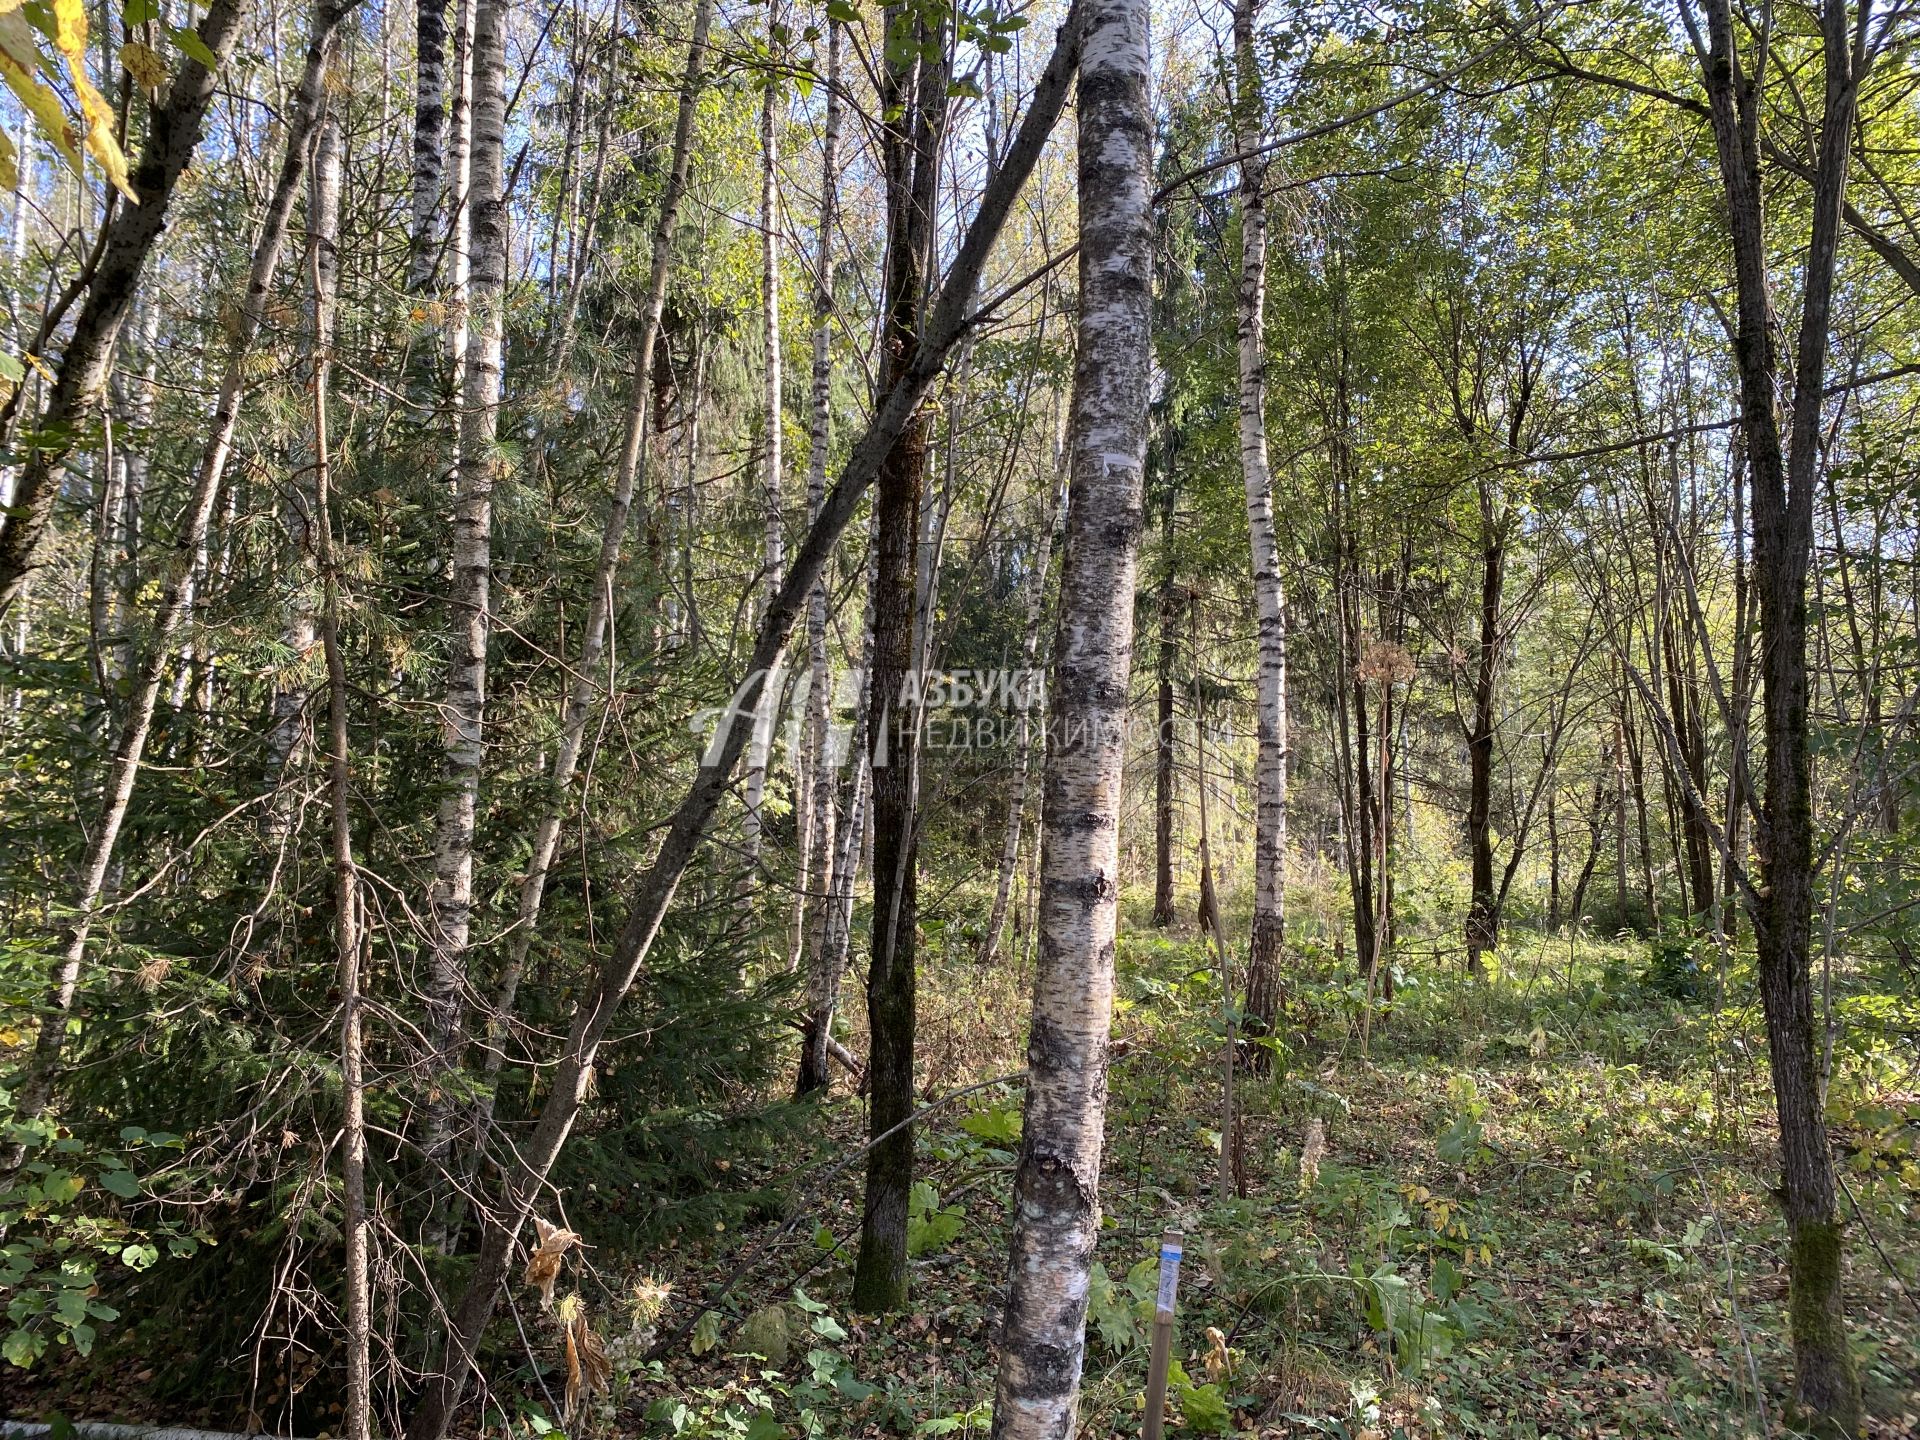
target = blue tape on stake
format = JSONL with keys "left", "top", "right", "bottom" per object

{"left": 1155, "top": 1242, "right": 1182, "bottom": 1316}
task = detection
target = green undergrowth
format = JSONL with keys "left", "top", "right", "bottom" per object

{"left": 601, "top": 909, "right": 1917, "bottom": 1439}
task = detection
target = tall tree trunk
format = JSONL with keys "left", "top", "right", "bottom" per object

{"left": 400, "top": 20, "right": 1084, "bottom": 1433}
{"left": 1150, "top": 573, "right": 1178, "bottom": 927}
{"left": 2, "top": 0, "right": 350, "bottom": 1153}
{"left": 794, "top": 14, "right": 843, "bottom": 1096}
{"left": 1464, "top": 517, "right": 1506, "bottom": 973}
{"left": 422, "top": 0, "right": 508, "bottom": 1241}
{"left": 409, "top": 0, "right": 450, "bottom": 291}
{"left": 1231, "top": 0, "right": 1287, "bottom": 1044}
{"left": 989, "top": 0, "right": 1147, "bottom": 1430}
{"left": 1693, "top": 0, "right": 1864, "bottom": 1423}
{"left": 0, "top": 0, "right": 255, "bottom": 617}
{"left": 472, "top": 0, "right": 713, "bottom": 1148}
{"left": 741, "top": 0, "right": 787, "bottom": 885}
{"left": 306, "top": 112, "right": 369, "bottom": 1440}
{"left": 852, "top": 0, "right": 948, "bottom": 1310}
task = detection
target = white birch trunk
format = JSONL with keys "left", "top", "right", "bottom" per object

{"left": 305, "top": 113, "right": 369, "bottom": 1440}
{"left": 409, "top": 0, "right": 450, "bottom": 291}
{"left": 1233, "top": 0, "right": 1287, "bottom": 1029}
{"left": 742, "top": 0, "right": 786, "bottom": 883}
{"left": 422, "top": 0, "right": 507, "bottom": 1217}
{"left": 990, "top": 0, "right": 1150, "bottom": 1430}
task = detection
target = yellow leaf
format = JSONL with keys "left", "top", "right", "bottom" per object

{"left": 46, "top": 0, "right": 134, "bottom": 201}
{"left": 0, "top": 12, "right": 82, "bottom": 178}
{"left": 49, "top": 0, "right": 86, "bottom": 56}
{"left": 120, "top": 41, "right": 167, "bottom": 96}
{"left": 0, "top": 127, "right": 15, "bottom": 191}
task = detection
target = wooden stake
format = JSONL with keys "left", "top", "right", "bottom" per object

{"left": 1143, "top": 1228, "right": 1183, "bottom": 1440}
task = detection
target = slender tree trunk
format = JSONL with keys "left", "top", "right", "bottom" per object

{"left": 989, "top": 0, "right": 1147, "bottom": 1430}
{"left": 471, "top": 0, "right": 713, "bottom": 1145}
{"left": 306, "top": 113, "right": 369, "bottom": 1440}
{"left": 794, "top": 15, "right": 843, "bottom": 1096}
{"left": 802, "top": 518, "right": 876, "bottom": 1096}
{"left": 1151, "top": 575, "right": 1177, "bottom": 925}
{"left": 741, "top": 0, "right": 787, "bottom": 885}
{"left": 401, "top": 20, "right": 1084, "bottom": 1432}
{"left": 422, "top": 0, "right": 508, "bottom": 1240}
{"left": 852, "top": 0, "right": 949, "bottom": 1310}
{"left": 1464, "top": 521, "right": 1506, "bottom": 972}
{"left": 1231, "top": 0, "right": 1287, "bottom": 1043}
{"left": 0, "top": 0, "right": 255, "bottom": 617}
{"left": 2, "top": 0, "right": 350, "bottom": 1152}
{"left": 1694, "top": 0, "right": 1864, "bottom": 1423}
{"left": 409, "top": 0, "right": 450, "bottom": 291}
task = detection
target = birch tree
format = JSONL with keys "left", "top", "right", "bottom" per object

{"left": 421, "top": 0, "right": 509, "bottom": 1232}
{"left": 990, "top": 0, "right": 1150, "bottom": 1430}
{"left": 795, "top": 14, "right": 844, "bottom": 1098}
{"left": 1231, "top": 0, "right": 1288, "bottom": 1044}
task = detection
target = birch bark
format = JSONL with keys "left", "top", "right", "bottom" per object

{"left": 421, "top": 0, "right": 508, "bottom": 1229}
{"left": 990, "top": 0, "right": 1150, "bottom": 1430}
{"left": 742, "top": 0, "right": 787, "bottom": 882}
{"left": 409, "top": 0, "right": 450, "bottom": 290}
{"left": 1232, "top": 0, "right": 1287, "bottom": 1040}
{"left": 795, "top": 15, "right": 843, "bottom": 1097}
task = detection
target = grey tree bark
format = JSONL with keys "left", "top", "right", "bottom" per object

{"left": 989, "top": 0, "right": 1149, "bottom": 1431}
{"left": 1687, "top": 0, "right": 1867, "bottom": 1423}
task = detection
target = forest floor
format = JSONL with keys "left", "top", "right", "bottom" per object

{"left": 6, "top": 907, "right": 1916, "bottom": 1438}
{"left": 620, "top": 911, "right": 1919, "bottom": 1440}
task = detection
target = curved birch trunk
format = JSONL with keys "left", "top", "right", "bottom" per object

{"left": 1232, "top": 0, "right": 1287, "bottom": 1043}
{"left": 2, "top": 0, "right": 353, "bottom": 1156}
{"left": 401, "top": 18, "right": 1084, "bottom": 1433}
{"left": 990, "top": 0, "right": 1149, "bottom": 1430}
{"left": 0, "top": 0, "right": 254, "bottom": 618}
